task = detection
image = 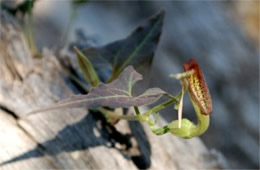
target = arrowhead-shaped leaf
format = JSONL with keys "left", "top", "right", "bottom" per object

{"left": 28, "top": 66, "right": 166, "bottom": 115}
{"left": 82, "top": 10, "right": 165, "bottom": 82}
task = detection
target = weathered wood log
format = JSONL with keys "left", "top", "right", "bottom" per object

{"left": 0, "top": 11, "right": 226, "bottom": 169}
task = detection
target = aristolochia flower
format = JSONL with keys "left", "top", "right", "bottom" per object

{"left": 183, "top": 59, "right": 212, "bottom": 115}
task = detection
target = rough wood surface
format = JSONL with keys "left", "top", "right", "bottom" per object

{"left": 0, "top": 11, "right": 225, "bottom": 169}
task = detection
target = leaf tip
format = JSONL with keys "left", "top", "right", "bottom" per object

{"left": 152, "top": 9, "right": 165, "bottom": 23}
{"left": 73, "top": 46, "right": 79, "bottom": 53}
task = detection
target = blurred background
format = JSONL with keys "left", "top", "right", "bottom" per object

{"left": 2, "top": 0, "right": 259, "bottom": 169}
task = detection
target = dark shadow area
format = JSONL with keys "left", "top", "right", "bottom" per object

{"left": 128, "top": 121, "right": 151, "bottom": 169}
{"left": 0, "top": 110, "right": 151, "bottom": 169}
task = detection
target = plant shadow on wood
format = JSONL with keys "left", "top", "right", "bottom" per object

{"left": 0, "top": 63, "right": 152, "bottom": 168}
{"left": 0, "top": 111, "right": 151, "bottom": 169}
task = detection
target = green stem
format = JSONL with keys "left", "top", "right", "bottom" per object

{"left": 134, "top": 106, "right": 141, "bottom": 116}
{"left": 189, "top": 94, "right": 210, "bottom": 137}
{"left": 150, "top": 125, "right": 170, "bottom": 136}
{"left": 143, "top": 98, "right": 178, "bottom": 118}
{"left": 24, "top": 6, "right": 37, "bottom": 56}
{"left": 60, "top": 5, "right": 77, "bottom": 48}
{"left": 98, "top": 108, "right": 139, "bottom": 121}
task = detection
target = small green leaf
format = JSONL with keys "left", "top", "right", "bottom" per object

{"left": 74, "top": 46, "right": 100, "bottom": 87}
{"left": 27, "top": 66, "right": 166, "bottom": 115}
{"left": 82, "top": 10, "right": 165, "bottom": 82}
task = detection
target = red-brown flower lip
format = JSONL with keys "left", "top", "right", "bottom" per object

{"left": 183, "top": 59, "right": 212, "bottom": 115}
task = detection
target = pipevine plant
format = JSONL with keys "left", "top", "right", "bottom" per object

{"left": 27, "top": 55, "right": 212, "bottom": 139}
{"left": 23, "top": 10, "right": 212, "bottom": 139}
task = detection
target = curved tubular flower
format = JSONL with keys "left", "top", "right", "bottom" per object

{"left": 183, "top": 59, "right": 212, "bottom": 115}
{"left": 154, "top": 58, "right": 212, "bottom": 139}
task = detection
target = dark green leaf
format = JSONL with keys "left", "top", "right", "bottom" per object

{"left": 27, "top": 66, "right": 166, "bottom": 115}
{"left": 82, "top": 10, "right": 165, "bottom": 82}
